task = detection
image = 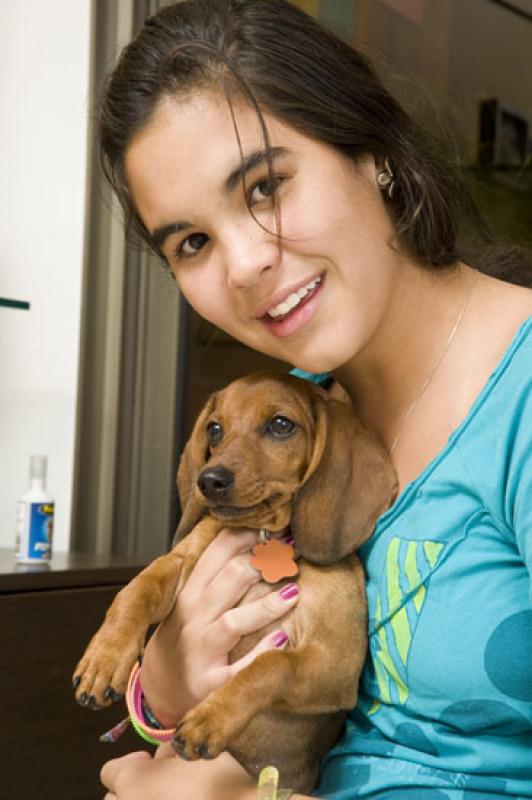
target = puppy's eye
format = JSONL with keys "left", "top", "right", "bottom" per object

{"left": 267, "top": 416, "right": 296, "bottom": 438}
{"left": 207, "top": 421, "right": 223, "bottom": 446}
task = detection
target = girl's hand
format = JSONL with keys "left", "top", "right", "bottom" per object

{"left": 101, "top": 746, "right": 311, "bottom": 800}
{"left": 101, "top": 746, "right": 258, "bottom": 800}
{"left": 139, "top": 528, "right": 299, "bottom": 726}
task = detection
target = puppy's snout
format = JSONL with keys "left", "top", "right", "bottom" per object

{"left": 198, "top": 466, "right": 235, "bottom": 501}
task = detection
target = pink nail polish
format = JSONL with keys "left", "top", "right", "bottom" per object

{"left": 279, "top": 583, "right": 299, "bottom": 600}
{"left": 273, "top": 631, "right": 288, "bottom": 648}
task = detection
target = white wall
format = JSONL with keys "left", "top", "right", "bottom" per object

{"left": 0, "top": 0, "right": 91, "bottom": 552}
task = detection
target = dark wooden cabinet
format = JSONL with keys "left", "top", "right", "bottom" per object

{"left": 0, "top": 549, "right": 149, "bottom": 799}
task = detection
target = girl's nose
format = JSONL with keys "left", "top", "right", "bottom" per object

{"left": 224, "top": 219, "right": 281, "bottom": 289}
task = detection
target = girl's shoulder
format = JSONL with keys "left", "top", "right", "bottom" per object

{"left": 480, "top": 274, "right": 532, "bottom": 323}
{"left": 471, "top": 275, "right": 532, "bottom": 370}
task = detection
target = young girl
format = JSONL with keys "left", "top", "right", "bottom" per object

{"left": 97, "top": 1, "right": 532, "bottom": 798}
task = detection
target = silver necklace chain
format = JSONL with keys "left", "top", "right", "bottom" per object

{"left": 390, "top": 270, "right": 479, "bottom": 455}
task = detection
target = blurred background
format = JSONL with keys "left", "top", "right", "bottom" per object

{"left": 1, "top": 0, "right": 531, "bottom": 562}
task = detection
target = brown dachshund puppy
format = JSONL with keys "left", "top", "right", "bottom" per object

{"left": 73, "top": 372, "right": 397, "bottom": 793}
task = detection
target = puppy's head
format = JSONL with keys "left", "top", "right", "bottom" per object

{"left": 176, "top": 372, "right": 397, "bottom": 564}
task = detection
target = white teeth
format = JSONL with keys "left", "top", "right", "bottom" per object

{"left": 267, "top": 276, "right": 322, "bottom": 319}
{"left": 275, "top": 301, "right": 290, "bottom": 315}
{"left": 285, "top": 292, "right": 302, "bottom": 310}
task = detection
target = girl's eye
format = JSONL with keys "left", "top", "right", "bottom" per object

{"left": 249, "top": 176, "right": 284, "bottom": 204}
{"left": 177, "top": 232, "right": 209, "bottom": 259}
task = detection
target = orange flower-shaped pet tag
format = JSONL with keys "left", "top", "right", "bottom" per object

{"left": 251, "top": 538, "right": 298, "bottom": 584}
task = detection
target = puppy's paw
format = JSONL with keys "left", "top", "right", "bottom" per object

{"left": 72, "top": 627, "right": 142, "bottom": 709}
{"left": 172, "top": 699, "right": 238, "bottom": 761}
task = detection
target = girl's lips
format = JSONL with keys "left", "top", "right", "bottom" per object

{"left": 260, "top": 275, "right": 325, "bottom": 338}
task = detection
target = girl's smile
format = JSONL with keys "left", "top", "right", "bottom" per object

{"left": 125, "top": 92, "right": 402, "bottom": 373}
{"left": 258, "top": 272, "right": 325, "bottom": 338}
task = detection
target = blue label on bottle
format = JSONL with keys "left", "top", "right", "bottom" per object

{"left": 28, "top": 502, "right": 54, "bottom": 560}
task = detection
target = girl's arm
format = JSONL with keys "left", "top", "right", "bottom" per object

{"left": 101, "top": 529, "right": 303, "bottom": 799}
{"left": 140, "top": 528, "right": 299, "bottom": 725}
{"left": 101, "top": 747, "right": 312, "bottom": 800}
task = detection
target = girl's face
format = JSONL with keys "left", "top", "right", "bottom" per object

{"left": 125, "top": 92, "right": 403, "bottom": 373}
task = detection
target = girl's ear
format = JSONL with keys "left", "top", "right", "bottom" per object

{"left": 291, "top": 394, "right": 397, "bottom": 564}
{"left": 174, "top": 393, "right": 217, "bottom": 542}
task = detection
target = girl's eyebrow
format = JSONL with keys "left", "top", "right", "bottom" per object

{"left": 150, "top": 146, "right": 289, "bottom": 252}
{"left": 152, "top": 220, "right": 191, "bottom": 252}
{"left": 224, "top": 146, "right": 289, "bottom": 192}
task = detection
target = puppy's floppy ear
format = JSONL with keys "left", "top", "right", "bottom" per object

{"left": 174, "top": 393, "right": 217, "bottom": 542}
{"left": 291, "top": 394, "right": 397, "bottom": 564}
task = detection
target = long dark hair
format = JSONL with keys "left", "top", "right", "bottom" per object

{"left": 100, "top": 0, "right": 530, "bottom": 282}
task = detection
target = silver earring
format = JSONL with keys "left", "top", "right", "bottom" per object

{"left": 377, "top": 156, "right": 395, "bottom": 199}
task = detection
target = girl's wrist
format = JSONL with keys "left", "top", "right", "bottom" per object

{"left": 126, "top": 662, "right": 177, "bottom": 745}
{"left": 140, "top": 628, "right": 191, "bottom": 727}
{"left": 138, "top": 666, "right": 184, "bottom": 729}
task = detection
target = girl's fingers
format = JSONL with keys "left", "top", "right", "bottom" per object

{"left": 203, "top": 583, "right": 299, "bottom": 654}
{"left": 228, "top": 625, "right": 291, "bottom": 678}
{"left": 192, "top": 552, "right": 262, "bottom": 626}
{"left": 184, "top": 528, "right": 259, "bottom": 593}
{"left": 154, "top": 742, "right": 175, "bottom": 760}
{"left": 100, "top": 752, "right": 152, "bottom": 792}
{"left": 181, "top": 531, "right": 268, "bottom": 628}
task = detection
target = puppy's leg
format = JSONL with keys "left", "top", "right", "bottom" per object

{"left": 174, "top": 557, "right": 366, "bottom": 760}
{"left": 73, "top": 517, "right": 219, "bottom": 708}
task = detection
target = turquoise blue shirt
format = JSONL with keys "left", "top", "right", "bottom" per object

{"left": 294, "top": 317, "right": 532, "bottom": 798}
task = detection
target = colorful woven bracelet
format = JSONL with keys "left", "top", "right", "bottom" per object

{"left": 141, "top": 693, "right": 164, "bottom": 730}
{"left": 125, "top": 661, "right": 176, "bottom": 745}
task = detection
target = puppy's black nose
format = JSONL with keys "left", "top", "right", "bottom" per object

{"left": 197, "top": 467, "right": 235, "bottom": 501}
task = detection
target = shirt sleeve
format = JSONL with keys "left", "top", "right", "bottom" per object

{"left": 444, "top": 323, "right": 532, "bottom": 604}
